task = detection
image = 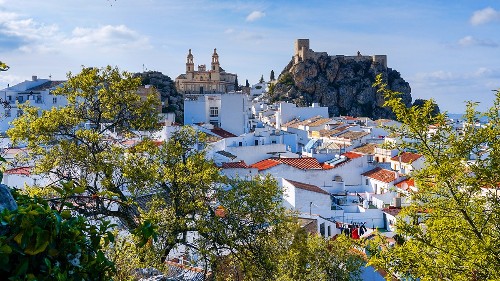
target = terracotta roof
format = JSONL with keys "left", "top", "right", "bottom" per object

{"left": 4, "top": 166, "right": 31, "bottom": 176}
{"left": 221, "top": 161, "right": 248, "bottom": 169}
{"left": 210, "top": 128, "right": 237, "bottom": 138}
{"left": 342, "top": 151, "right": 363, "bottom": 159}
{"left": 335, "top": 131, "right": 370, "bottom": 140}
{"left": 383, "top": 207, "right": 402, "bottom": 217}
{"left": 353, "top": 143, "right": 378, "bottom": 154}
{"left": 250, "top": 157, "right": 324, "bottom": 171}
{"left": 250, "top": 159, "right": 281, "bottom": 171}
{"left": 395, "top": 178, "right": 415, "bottom": 192}
{"left": 390, "top": 152, "right": 423, "bottom": 163}
{"left": 284, "top": 179, "right": 330, "bottom": 195}
{"left": 362, "top": 167, "right": 398, "bottom": 183}
{"left": 274, "top": 157, "right": 323, "bottom": 170}
{"left": 281, "top": 118, "right": 301, "bottom": 128}
{"left": 306, "top": 117, "right": 333, "bottom": 127}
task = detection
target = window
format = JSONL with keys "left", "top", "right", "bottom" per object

{"left": 327, "top": 225, "right": 331, "bottom": 237}
{"left": 16, "top": 110, "right": 23, "bottom": 117}
{"left": 209, "top": 107, "right": 218, "bottom": 117}
{"left": 53, "top": 97, "right": 57, "bottom": 104}
{"left": 36, "top": 95, "right": 42, "bottom": 103}
{"left": 365, "top": 179, "right": 369, "bottom": 185}
{"left": 238, "top": 142, "right": 242, "bottom": 147}
{"left": 254, "top": 140, "right": 259, "bottom": 146}
{"left": 17, "top": 96, "right": 23, "bottom": 103}
{"left": 5, "top": 109, "right": 11, "bottom": 117}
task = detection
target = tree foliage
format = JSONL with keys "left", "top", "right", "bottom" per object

{"left": 0, "top": 189, "right": 115, "bottom": 281}
{"left": 8, "top": 66, "right": 161, "bottom": 228}
{"left": 0, "top": 61, "right": 9, "bottom": 72}
{"left": 270, "top": 70, "right": 275, "bottom": 81}
{"left": 368, "top": 74, "right": 500, "bottom": 280}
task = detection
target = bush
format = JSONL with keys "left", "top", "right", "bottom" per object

{"left": 0, "top": 189, "right": 115, "bottom": 281}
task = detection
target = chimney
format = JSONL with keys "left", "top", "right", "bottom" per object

{"left": 392, "top": 197, "right": 402, "bottom": 208}
{"left": 32, "top": 75, "right": 37, "bottom": 81}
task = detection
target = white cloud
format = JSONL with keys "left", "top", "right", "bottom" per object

{"left": 415, "top": 70, "right": 455, "bottom": 81}
{"left": 246, "top": 11, "right": 265, "bottom": 22}
{"left": 63, "top": 25, "right": 150, "bottom": 50}
{"left": 0, "top": 11, "right": 59, "bottom": 41}
{"left": 470, "top": 7, "right": 500, "bottom": 25}
{"left": 458, "top": 35, "right": 498, "bottom": 47}
{"left": 224, "top": 28, "right": 235, "bottom": 34}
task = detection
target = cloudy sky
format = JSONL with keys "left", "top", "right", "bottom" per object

{"left": 1, "top": 0, "right": 499, "bottom": 113}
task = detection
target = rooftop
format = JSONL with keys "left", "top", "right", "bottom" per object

{"left": 390, "top": 152, "right": 423, "bottom": 163}
{"left": 284, "top": 178, "right": 330, "bottom": 195}
{"left": 362, "top": 167, "right": 399, "bottom": 183}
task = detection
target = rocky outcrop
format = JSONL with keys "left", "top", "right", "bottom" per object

{"left": 0, "top": 184, "right": 17, "bottom": 235}
{"left": 134, "top": 71, "right": 184, "bottom": 123}
{"left": 268, "top": 53, "right": 412, "bottom": 119}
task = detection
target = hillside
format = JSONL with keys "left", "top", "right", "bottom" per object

{"left": 134, "top": 71, "right": 184, "bottom": 123}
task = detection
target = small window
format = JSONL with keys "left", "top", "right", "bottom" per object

{"left": 209, "top": 107, "right": 218, "bottom": 117}
{"left": 238, "top": 142, "right": 242, "bottom": 147}
{"left": 254, "top": 140, "right": 259, "bottom": 146}
{"left": 53, "top": 97, "right": 57, "bottom": 104}
{"left": 327, "top": 225, "right": 331, "bottom": 237}
{"left": 5, "top": 109, "right": 11, "bottom": 117}
{"left": 16, "top": 110, "right": 23, "bottom": 117}
{"left": 17, "top": 96, "right": 23, "bottom": 102}
{"left": 365, "top": 179, "right": 369, "bottom": 185}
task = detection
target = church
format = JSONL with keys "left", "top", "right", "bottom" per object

{"left": 175, "top": 48, "right": 237, "bottom": 94}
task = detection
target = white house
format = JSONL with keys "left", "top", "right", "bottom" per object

{"left": 281, "top": 178, "right": 332, "bottom": 217}
{"left": 1, "top": 76, "right": 67, "bottom": 133}
{"left": 361, "top": 167, "right": 403, "bottom": 194}
{"left": 275, "top": 102, "right": 329, "bottom": 129}
{"left": 184, "top": 92, "right": 251, "bottom": 136}
{"left": 390, "top": 152, "right": 424, "bottom": 174}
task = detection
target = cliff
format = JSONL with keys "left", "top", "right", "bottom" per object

{"left": 268, "top": 52, "right": 412, "bottom": 119}
{"left": 134, "top": 71, "right": 184, "bottom": 123}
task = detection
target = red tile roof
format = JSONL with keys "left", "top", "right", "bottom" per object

{"left": 342, "top": 151, "right": 363, "bottom": 159}
{"left": 362, "top": 167, "right": 398, "bottom": 183}
{"left": 395, "top": 178, "right": 415, "bottom": 192}
{"left": 383, "top": 206, "right": 402, "bottom": 216}
{"left": 4, "top": 166, "right": 31, "bottom": 176}
{"left": 211, "top": 128, "right": 237, "bottom": 138}
{"left": 390, "top": 152, "right": 423, "bottom": 164}
{"left": 284, "top": 179, "right": 330, "bottom": 195}
{"left": 221, "top": 161, "right": 249, "bottom": 169}
{"left": 250, "top": 157, "right": 324, "bottom": 171}
{"left": 250, "top": 159, "right": 281, "bottom": 171}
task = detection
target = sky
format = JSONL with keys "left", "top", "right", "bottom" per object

{"left": 0, "top": 0, "right": 499, "bottom": 113}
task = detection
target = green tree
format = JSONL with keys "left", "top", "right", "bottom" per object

{"left": 259, "top": 75, "right": 264, "bottom": 84}
{"left": 7, "top": 66, "right": 161, "bottom": 228}
{"left": 277, "top": 231, "right": 365, "bottom": 281}
{"left": 0, "top": 188, "right": 116, "bottom": 280}
{"left": 245, "top": 79, "right": 250, "bottom": 88}
{"left": 368, "top": 74, "right": 500, "bottom": 280}
{"left": 270, "top": 70, "right": 275, "bottom": 81}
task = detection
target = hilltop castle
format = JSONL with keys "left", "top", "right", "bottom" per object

{"left": 294, "top": 39, "right": 387, "bottom": 68}
{"left": 175, "top": 48, "right": 237, "bottom": 94}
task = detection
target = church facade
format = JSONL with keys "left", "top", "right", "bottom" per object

{"left": 175, "top": 48, "right": 237, "bottom": 94}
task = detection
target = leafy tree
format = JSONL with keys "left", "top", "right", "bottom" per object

{"left": 412, "top": 98, "right": 440, "bottom": 117}
{"left": 270, "top": 70, "right": 275, "bottom": 81}
{"left": 259, "top": 75, "right": 264, "bottom": 84}
{"left": 277, "top": 231, "right": 365, "bottom": 281}
{"left": 245, "top": 79, "right": 250, "bottom": 88}
{"left": 0, "top": 188, "right": 115, "bottom": 280}
{"left": 7, "top": 66, "right": 161, "bottom": 228}
{"left": 368, "top": 74, "right": 500, "bottom": 280}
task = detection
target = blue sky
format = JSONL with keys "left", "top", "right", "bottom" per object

{"left": 0, "top": 0, "right": 499, "bottom": 113}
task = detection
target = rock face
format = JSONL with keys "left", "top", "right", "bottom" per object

{"left": 134, "top": 71, "right": 184, "bottom": 123}
{"left": 0, "top": 184, "right": 17, "bottom": 235}
{"left": 268, "top": 53, "right": 412, "bottom": 119}
{"left": 0, "top": 184, "right": 17, "bottom": 213}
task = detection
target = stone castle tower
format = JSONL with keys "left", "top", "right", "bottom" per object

{"left": 293, "top": 39, "right": 387, "bottom": 69}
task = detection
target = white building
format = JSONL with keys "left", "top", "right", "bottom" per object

{"left": 184, "top": 92, "right": 251, "bottom": 136}
{"left": 275, "top": 102, "right": 329, "bottom": 129}
{"left": 1, "top": 76, "right": 66, "bottom": 133}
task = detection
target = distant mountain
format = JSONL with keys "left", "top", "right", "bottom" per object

{"left": 134, "top": 71, "right": 183, "bottom": 123}
{"left": 268, "top": 49, "right": 413, "bottom": 119}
